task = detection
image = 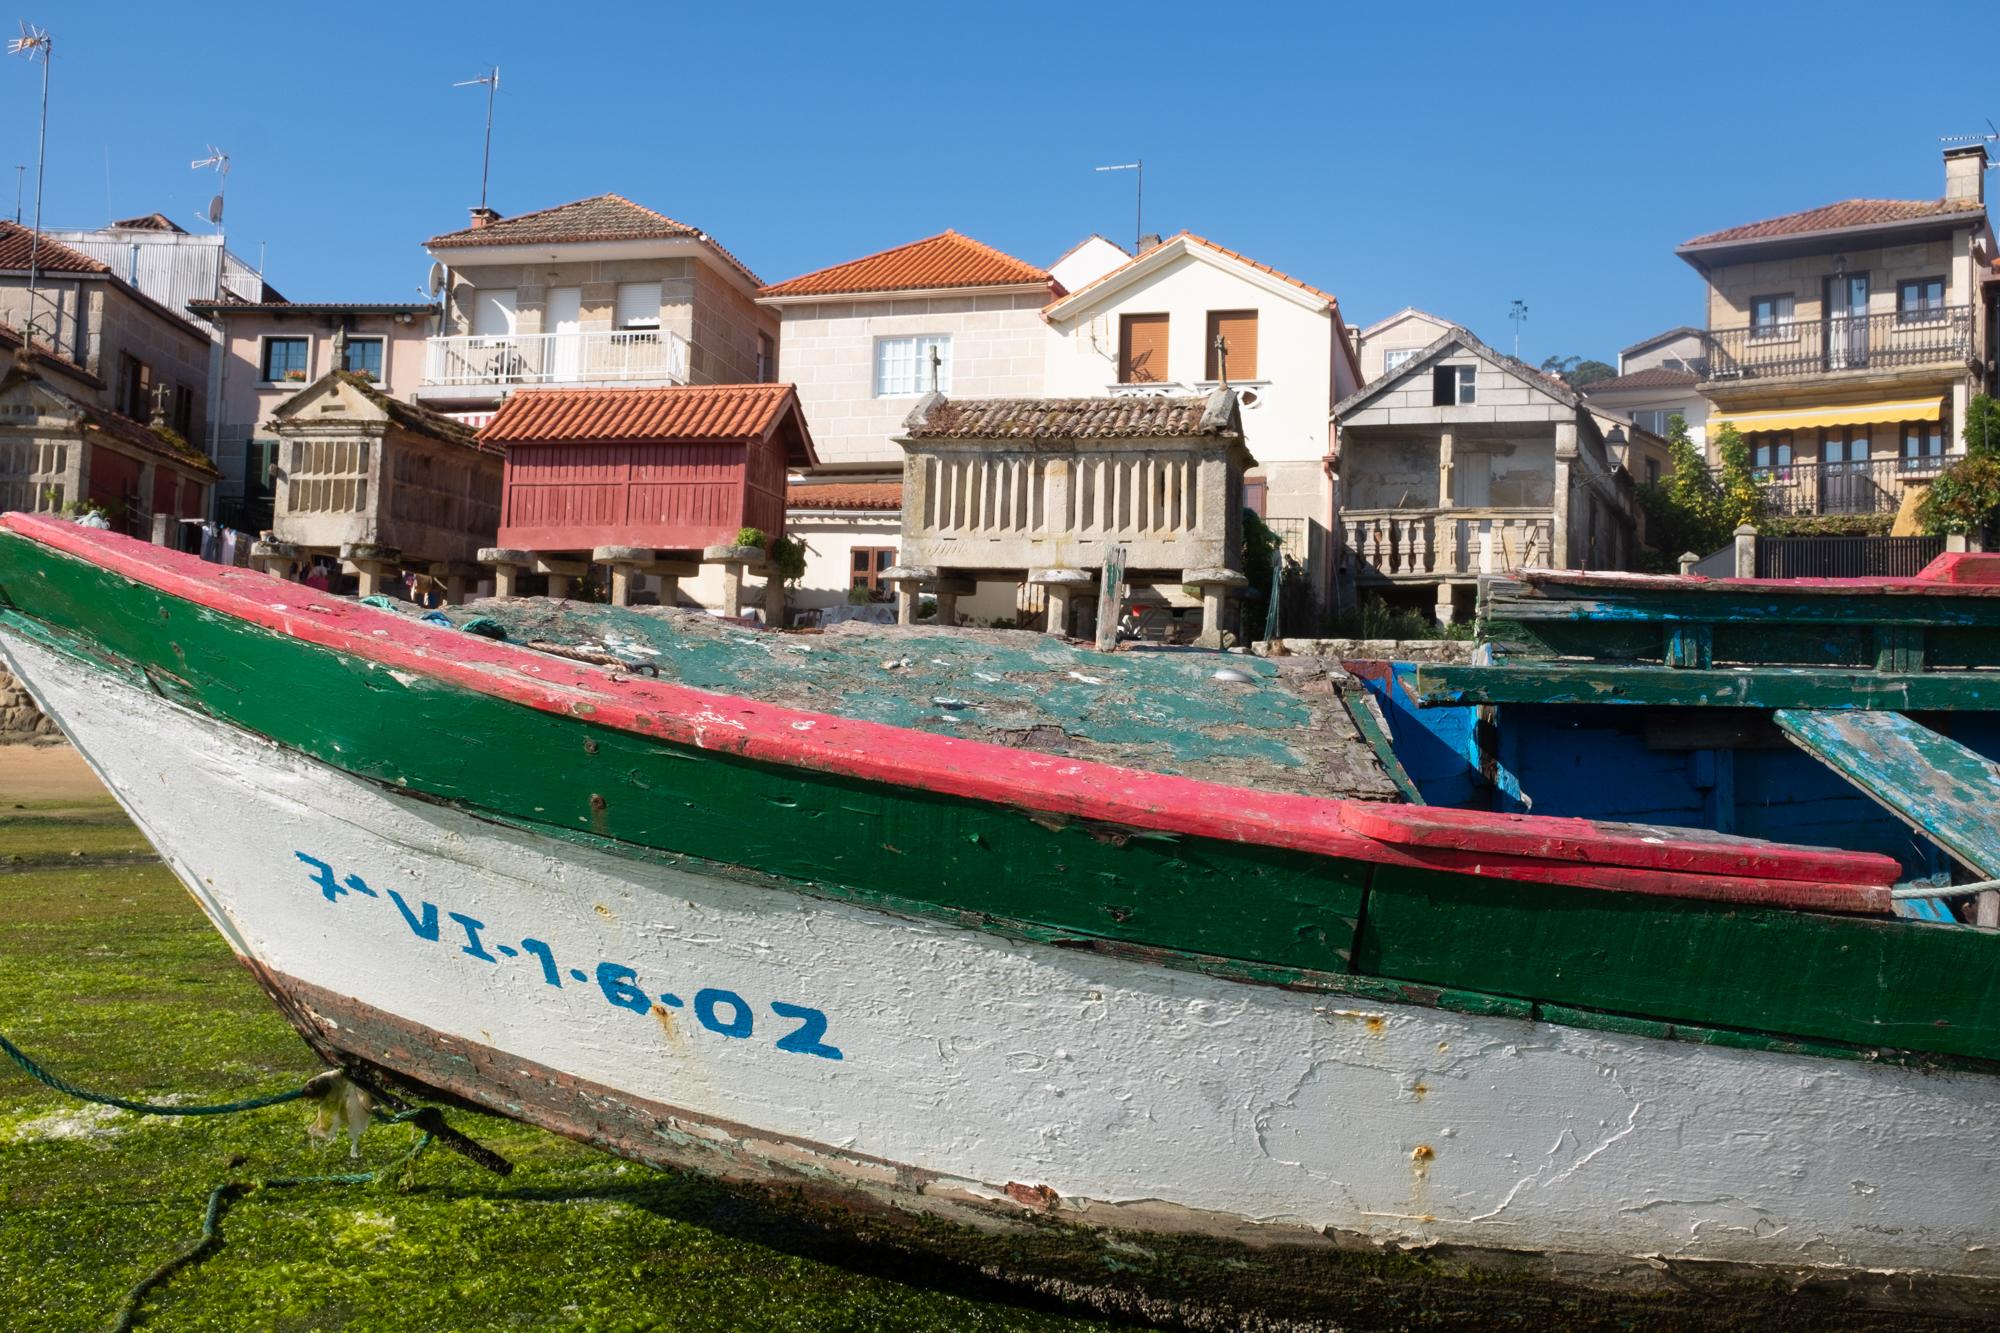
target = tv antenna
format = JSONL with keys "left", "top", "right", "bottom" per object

{"left": 454, "top": 65, "right": 500, "bottom": 211}
{"left": 191, "top": 145, "right": 229, "bottom": 227}
{"left": 1508, "top": 298, "right": 1529, "bottom": 359}
{"left": 1095, "top": 160, "right": 1142, "bottom": 254}
{"left": 8, "top": 22, "right": 52, "bottom": 349}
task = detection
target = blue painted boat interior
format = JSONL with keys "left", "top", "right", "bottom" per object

{"left": 1352, "top": 662, "right": 1999, "bottom": 879}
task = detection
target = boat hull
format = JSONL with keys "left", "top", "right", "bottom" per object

{"left": 6, "top": 625, "right": 1999, "bottom": 1326}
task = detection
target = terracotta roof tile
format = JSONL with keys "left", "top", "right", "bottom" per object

{"left": 760, "top": 231, "right": 1048, "bottom": 298}
{"left": 481, "top": 383, "right": 803, "bottom": 446}
{"left": 109, "top": 213, "right": 186, "bottom": 233}
{"left": 1581, "top": 367, "right": 1702, "bottom": 393}
{"left": 903, "top": 393, "right": 1233, "bottom": 441}
{"left": 426, "top": 194, "right": 763, "bottom": 286}
{"left": 786, "top": 481, "right": 902, "bottom": 511}
{"left": 0, "top": 221, "right": 110, "bottom": 274}
{"left": 1682, "top": 197, "right": 1985, "bottom": 247}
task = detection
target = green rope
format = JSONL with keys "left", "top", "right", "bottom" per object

{"left": 109, "top": 1111, "right": 438, "bottom": 1333}
{"left": 0, "top": 1031, "right": 314, "bottom": 1116}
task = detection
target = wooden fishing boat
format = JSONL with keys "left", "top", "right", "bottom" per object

{"left": 2, "top": 510, "right": 1997, "bottom": 1329}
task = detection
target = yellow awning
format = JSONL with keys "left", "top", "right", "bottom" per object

{"left": 1718, "top": 398, "right": 1944, "bottom": 434}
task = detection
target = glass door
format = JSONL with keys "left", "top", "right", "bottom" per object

{"left": 1823, "top": 274, "right": 1869, "bottom": 370}
{"left": 1819, "top": 429, "right": 1874, "bottom": 513}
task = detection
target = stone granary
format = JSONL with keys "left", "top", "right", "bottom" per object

{"left": 477, "top": 383, "right": 818, "bottom": 616}
{"left": 0, "top": 340, "right": 218, "bottom": 536}
{"left": 891, "top": 389, "right": 1254, "bottom": 643}
{"left": 256, "top": 372, "right": 503, "bottom": 599}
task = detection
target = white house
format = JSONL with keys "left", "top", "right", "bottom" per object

{"left": 1040, "top": 232, "right": 1363, "bottom": 608}
{"left": 1354, "top": 307, "right": 1458, "bottom": 384}
{"left": 1581, "top": 325, "right": 1713, "bottom": 454}
{"left": 757, "top": 230, "right": 1058, "bottom": 618}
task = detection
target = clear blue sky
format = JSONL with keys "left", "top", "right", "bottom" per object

{"left": 8, "top": 1, "right": 1993, "bottom": 365}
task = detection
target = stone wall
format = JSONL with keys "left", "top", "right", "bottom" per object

{"left": 0, "top": 664, "right": 58, "bottom": 743}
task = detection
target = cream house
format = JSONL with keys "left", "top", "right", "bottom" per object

{"left": 1673, "top": 146, "right": 1994, "bottom": 523}
{"left": 1354, "top": 307, "right": 1457, "bottom": 384}
{"left": 419, "top": 195, "right": 776, "bottom": 418}
{"left": 1040, "top": 233, "right": 1362, "bottom": 609}
{"left": 757, "top": 230, "right": 1057, "bottom": 619}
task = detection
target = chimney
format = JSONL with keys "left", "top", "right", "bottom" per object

{"left": 1137, "top": 232, "right": 1163, "bottom": 254}
{"left": 468, "top": 206, "right": 501, "bottom": 230}
{"left": 1944, "top": 145, "right": 1986, "bottom": 206}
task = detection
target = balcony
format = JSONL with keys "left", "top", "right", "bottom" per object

{"left": 420, "top": 329, "right": 690, "bottom": 393}
{"left": 1715, "top": 454, "right": 1950, "bottom": 517}
{"left": 1108, "top": 379, "right": 1271, "bottom": 411}
{"left": 1343, "top": 508, "right": 1554, "bottom": 582}
{"left": 1701, "top": 308, "right": 1972, "bottom": 385}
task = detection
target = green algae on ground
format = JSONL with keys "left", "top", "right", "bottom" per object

{"left": 0, "top": 858, "right": 1110, "bottom": 1333}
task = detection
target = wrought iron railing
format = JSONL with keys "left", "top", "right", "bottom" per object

{"left": 1701, "top": 307, "right": 1972, "bottom": 381}
{"left": 1756, "top": 535, "right": 1944, "bottom": 579}
{"left": 1715, "top": 454, "right": 1948, "bottom": 516}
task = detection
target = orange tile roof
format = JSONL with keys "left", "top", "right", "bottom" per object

{"left": 481, "top": 383, "right": 804, "bottom": 446}
{"left": 786, "top": 481, "right": 902, "bottom": 511}
{"left": 0, "top": 221, "right": 110, "bottom": 274}
{"left": 760, "top": 231, "right": 1049, "bottom": 298}
{"left": 1682, "top": 197, "right": 1985, "bottom": 247}
{"left": 426, "top": 194, "right": 763, "bottom": 286}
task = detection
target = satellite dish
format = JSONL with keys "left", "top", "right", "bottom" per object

{"left": 427, "top": 261, "right": 446, "bottom": 296}
{"left": 207, "top": 194, "right": 224, "bottom": 226}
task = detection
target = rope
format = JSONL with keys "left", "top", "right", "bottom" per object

{"left": 1892, "top": 876, "right": 2000, "bottom": 900}
{"left": 0, "top": 1031, "right": 317, "bottom": 1115}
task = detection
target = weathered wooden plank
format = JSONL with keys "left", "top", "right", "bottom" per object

{"left": 1337, "top": 690, "right": 1424, "bottom": 805}
{"left": 1414, "top": 663, "right": 2000, "bottom": 712}
{"left": 1095, "top": 544, "right": 1126, "bottom": 652}
{"left": 1773, "top": 709, "right": 2000, "bottom": 890}
{"left": 1481, "top": 578, "right": 2000, "bottom": 629}
{"left": 1356, "top": 865, "right": 2000, "bottom": 1061}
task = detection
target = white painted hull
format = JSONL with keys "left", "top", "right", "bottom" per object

{"left": 7, "top": 628, "right": 1998, "bottom": 1291}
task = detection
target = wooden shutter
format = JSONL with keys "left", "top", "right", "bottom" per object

{"left": 1119, "top": 313, "right": 1169, "bottom": 383}
{"left": 1206, "top": 310, "right": 1258, "bottom": 381}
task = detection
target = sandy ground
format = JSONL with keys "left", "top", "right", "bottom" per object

{"left": 0, "top": 742, "right": 108, "bottom": 805}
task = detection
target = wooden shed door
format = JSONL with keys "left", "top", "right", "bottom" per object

{"left": 1119, "top": 313, "right": 1169, "bottom": 383}
{"left": 1206, "top": 310, "right": 1258, "bottom": 381}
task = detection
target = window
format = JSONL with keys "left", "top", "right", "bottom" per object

{"left": 1205, "top": 310, "right": 1258, "bottom": 381}
{"left": 1242, "top": 477, "right": 1267, "bottom": 517}
{"left": 1902, "top": 421, "right": 1946, "bottom": 472}
{"left": 1118, "top": 313, "right": 1169, "bottom": 383}
{"left": 1749, "top": 294, "right": 1794, "bottom": 339}
{"left": 1432, "top": 364, "right": 1476, "bottom": 405}
{"left": 1631, "top": 408, "right": 1681, "bottom": 437}
{"left": 1645, "top": 458, "right": 1661, "bottom": 486}
{"left": 850, "top": 546, "right": 897, "bottom": 598}
{"left": 172, "top": 384, "right": 193, "bottom": 438}
{"left": 756, "top": 333, "right": 775, "bottom": 384}
{"left": 1897, "top": 277, "right": 1946, "bottom": 324}
{"left": 1750, "top": 432, "right": 1793, "bottom": 481}
{"left": 261, "top": 337, "right": 309, "bottom": 383}
{"left": 1383, "top": 347, "right": 1419, "bottom": 374}
{"left": 874, "top": 335, "right": 951, "bottom": 396}
{"left": 119, "top": 353, "right": 153, "bottom": 420}
{"left": 615, "top": 282, "right": 662, "bottom": 330}
{"left": 341, "top": 336, "right": 384, "bottom": 379}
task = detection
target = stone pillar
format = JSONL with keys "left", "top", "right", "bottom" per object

{"left": 545, "top": 572, "right": 574, "bottom": 601}
{"left": 250, "top": 539, "right": 300, "bottom": 578}
{"left": 150, "top": 512, "right": 172, "bottom": 546}
{"left": 437, "top": 562, "right": 480, "bottom": 606}
{"left": 762, "top": 574, "right": 788, "bottom": 627}
{"left": 479, "top": 548, "right": 533, "bottom": 599}
{"left": 1030, "top": 568, "right": 1094, "bottom": 638}
{"left": 1435, "top": 583, "right": 1457, "bottom": 626}
{"left": 536, "top": 557, "right": 589, "bottom": 603}
{"left": 703, "top": 543, "right": 764, "bottom": 619}
{"left": 340, "top": 543, "right": 402, "bottom": 599}
{"left": 1551, "top": 422, "right": 1577, "bottom": 569}
{"left": 931, "top": 578, "right": 975, "bottom": 628}
{"left": 594, "top": 546, "right": 654, "bottom": 609}
{"left": 1678, "top": 551, "right": 1699, "bottom": 575}
{"left": 881, "top": 564, "right": 936, "bottom": 626}
{"left": 1184, "top": 567, "right": 1249, "bottom": 649}
{"left": 1733, "top": 524, "right": 1758, "bottom": 579}
{"left": 1436, "top": 429, "right": 1455, "bottom": 510}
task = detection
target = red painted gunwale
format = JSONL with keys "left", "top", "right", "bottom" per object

{"left": 0, "top": 514, "right": 1899, "bottom": 913}
{"left": 1523, "top": 553, "right": 2000, "bottom": 597}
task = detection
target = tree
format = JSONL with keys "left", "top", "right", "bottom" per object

{"left": 1709, "top": 422, "right": 1764, "bottom": 529}
{"left": 1537, "top": 354, "right": 1617, "bottom": 389}
{"left": 1919, "top": 393, "right": 2000, "bottom": 536}
{"left": 1637, "top": 413, "right": 1722, "bottom": 558}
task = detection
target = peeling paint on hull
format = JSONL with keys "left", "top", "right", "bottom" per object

{"left": 7, "top": 628, "right": 2000, "bottom": 1326}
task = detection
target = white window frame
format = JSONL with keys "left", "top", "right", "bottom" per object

{"left": 874, "top": 334, "right": 952, "bottom": 397}
{"left": 341, "top": 334, "right": 387, "bottom": 380}
{"left": 258, "top": 334, "right": 312, "bottom": 386}
{"left": 1456, "top": 365, "right": 1476, "bottom": 405}
{"left": 615, "top": 281, "right": 663, "bottom": 331}
{"left": 1383, "top": 347, "right": 1419, "bottom": 374}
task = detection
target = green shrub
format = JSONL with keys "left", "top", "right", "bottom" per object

{"left": 1919, "top": 395, "right": 2000, "bottom": 536}
{"left": 734, "top": 526, "right": 766, "bottom": 550}
{"left": 767, "top": 534, "right": 807, "bottom": 586}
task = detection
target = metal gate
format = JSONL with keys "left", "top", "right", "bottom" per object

{"left": 1755, "top": 535, "right": 1944, "bottom": 579}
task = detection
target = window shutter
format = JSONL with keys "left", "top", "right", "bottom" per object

{"left": 1119, "top": 314, "right": 1169, "bottom": 383}
{"left": 1205, "top": 310, "right": 1258, "bottom": 381}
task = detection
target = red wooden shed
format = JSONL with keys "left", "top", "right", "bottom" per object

{"left": 482, "top": 384, "right": 818, "bottom": 554}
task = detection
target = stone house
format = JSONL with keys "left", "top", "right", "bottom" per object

{"left": 1354, "top": 307, "right": 1458, "bottom": 384}
{"left": 418, "top": 194, "right": 776, "bottom": 417}
{"left": 1673, "top": 146, "right": 1994, "bottom": 525}
{"left": 187, "top": 299, "right": 436, "bottom": 534}
{"left": 0, "top": 221, "right": 211, "bottom": 447}
{"left": 1041, "top": 232, "right": 1363, "bottom": 611}
{"left": 1332, "top": 326, "right": 1639, "bottom": 622}
{"left": 756, "top": 230, "right": 1058, "bottom": 618}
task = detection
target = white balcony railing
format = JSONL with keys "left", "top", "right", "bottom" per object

{"left": 1107, "top": 379, "right": 1270, "bottom": 410}
{"left": 422, "top": 329, "right": 690, "bottom": 390}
